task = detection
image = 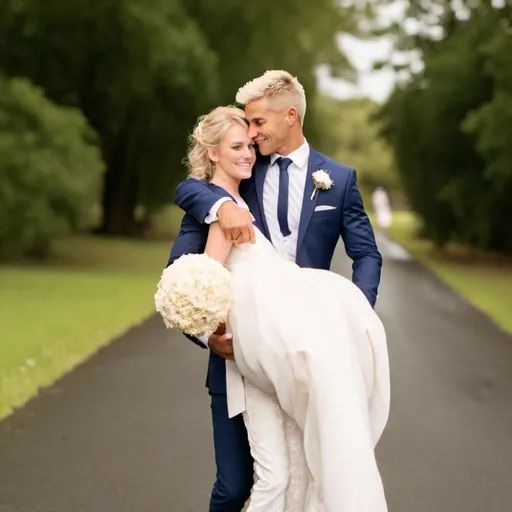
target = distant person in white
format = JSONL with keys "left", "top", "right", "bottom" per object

{"left": 372, "top": 186, "right": 392, "bottom": 231}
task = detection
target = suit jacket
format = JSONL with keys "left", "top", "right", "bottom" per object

{"left": 169, "top": 147, "right": 382, "bottom": 394}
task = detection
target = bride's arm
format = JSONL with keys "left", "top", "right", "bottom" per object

{"left": 205, "top": 221, "right": 233, "bottom": 265}
{"left": 202, "top": 222, "right": 235, "bottom": 359}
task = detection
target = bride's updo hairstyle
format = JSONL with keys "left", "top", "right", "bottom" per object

{"left": 186, "top": 106, "right": 248, "bottom": 182}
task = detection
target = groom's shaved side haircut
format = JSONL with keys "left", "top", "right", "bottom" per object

{"left": 236, "top": 70, "right": 307, "bottom": 125}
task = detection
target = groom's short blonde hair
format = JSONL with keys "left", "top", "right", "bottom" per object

{"left": 235, "top": 70, "right": 307, "bottom": 125}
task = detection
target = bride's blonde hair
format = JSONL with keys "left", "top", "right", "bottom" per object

{"left": 186, "top": 106, "right": 248, "bottom": 182}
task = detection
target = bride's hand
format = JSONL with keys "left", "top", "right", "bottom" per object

{"left": 208, "top": 323, "right": 235, "bottom": 360}
{"left": 218, "top": 202, "right": 255, "bottom": 245}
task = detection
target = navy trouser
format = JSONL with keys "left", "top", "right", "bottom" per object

{"left": 209, "top": 392, "right": 254, "bottom": 511}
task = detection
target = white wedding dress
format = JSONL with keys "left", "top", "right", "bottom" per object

{"left": 225, "top": 227, "right": 390, "bottom": 512}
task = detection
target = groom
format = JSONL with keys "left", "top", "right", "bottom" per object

{"left": 171, "top": 70, "right": 382, "bottom": 511}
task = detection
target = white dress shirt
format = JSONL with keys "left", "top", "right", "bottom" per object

{"left": 264, "top": 140, "right": 309, "bottom": 261}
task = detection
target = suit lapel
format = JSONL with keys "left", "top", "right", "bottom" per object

{"left": 253, "top": 155, "right": 271, "bottom": 239}
{"left": 297, "top": 149, "right": 324, "bottom": 252}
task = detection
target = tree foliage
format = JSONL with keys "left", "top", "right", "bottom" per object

{"left": 0, "top": 0, "right": 369, "bottom": 240}
{"left": 0, "top": 0, "right": 218, "bottom": 234}
{"left": 0, "top": 76, "right": 103, "bottom": 259}
{"left": 378, "top": 3, "right": 512, "bottom": 253}
{"left": 315, "top": 96, "right": 398, "bottom": 198}
{"left": 183, "top": 0, "right": 361, "bottom": 149}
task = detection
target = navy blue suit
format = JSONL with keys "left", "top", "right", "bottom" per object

{"left": 169, "top": 148, "right": 382, "bottom": 511}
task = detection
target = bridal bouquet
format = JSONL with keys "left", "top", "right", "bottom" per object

{"left": 154, "top": 254, "right": 232, "bottom": 337}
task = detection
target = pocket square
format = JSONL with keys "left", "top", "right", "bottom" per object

{"left": 314, "top": 205, "right": 336, "bottom": 212}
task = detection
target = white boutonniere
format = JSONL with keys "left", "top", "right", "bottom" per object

{"left": 311, "top": 170, "right": 334, "bottom": 200}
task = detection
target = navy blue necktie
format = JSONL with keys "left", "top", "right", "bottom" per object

{"left": 276, "top": 157, "right": 292, "bottom": 237}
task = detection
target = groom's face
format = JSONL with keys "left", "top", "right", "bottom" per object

{"left": 245, "top": 98, "right": 291, "bottom": 156}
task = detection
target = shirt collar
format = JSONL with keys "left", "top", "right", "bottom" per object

{"left": 270, "top": 139, "right": 309, "bottom": 168}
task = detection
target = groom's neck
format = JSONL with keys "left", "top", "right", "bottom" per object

{"left": 277, "top": 132, "right": 305, "bottom": 156}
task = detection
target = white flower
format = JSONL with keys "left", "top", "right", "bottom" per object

{"left": 154, "top": 253, "right": 233, "bottom": 338}
{"left": 311, "top": 170, "right": 333, "bottom": 199}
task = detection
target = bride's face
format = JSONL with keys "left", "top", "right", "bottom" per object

{"left": 211, "top": 123, "right": 256, "bottom": 181}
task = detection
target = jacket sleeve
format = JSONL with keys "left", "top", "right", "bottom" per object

{"left": 175, "top": 178, "right": 231, "bottom": 224}
{"left": 164, "top": 214, "right": 210, "bottom": 349}
{"left": 340, "top": 169, "right": 382, "bottom": 307}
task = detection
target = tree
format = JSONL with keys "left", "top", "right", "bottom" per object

{"left": 0, "top": 0, "right": 374, "bottom": 236}
{"left": 378, "top": 3, "right": 512, "bottom": 253}
{"left": 183, "top": 0, "right": 362, "bottom": 150}
{"left": 0, "top": 76, "right": 103, "bottom": 259}
{"left": 461, "top": 18, "right": 512, "bottom": 253}
{"left": 0, "top": 0, "right": 218, "bottom": 234}
{"left": 315, "top": 96, "right": 398, "bottom": 199}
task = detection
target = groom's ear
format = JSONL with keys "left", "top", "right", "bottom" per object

{"left": 286, "top": 107, "right": 299, "bottom": 126}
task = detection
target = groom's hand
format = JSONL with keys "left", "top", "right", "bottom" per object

{"left": 208, "top": 323, "right": 234, "bottom": 360}
{"left": 218, "top": 202, "right": 255, "bottom": 245}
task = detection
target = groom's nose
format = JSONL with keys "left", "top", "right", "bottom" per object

{"left": 248, "top": 125, "right": 258, "bottom": 140}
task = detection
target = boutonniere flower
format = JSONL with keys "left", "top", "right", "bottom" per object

{"left": 311, "top": 170, "right": 334, "bottom": 200}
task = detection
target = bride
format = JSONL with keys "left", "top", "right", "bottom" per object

{"left": 167, "top": 105, "right": 390, "bottom": 512}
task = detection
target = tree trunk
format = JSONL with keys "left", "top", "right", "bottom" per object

{"left": 97, "top": 124, "right": 138, "bottom": 236}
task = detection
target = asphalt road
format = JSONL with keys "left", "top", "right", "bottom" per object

{"left": 1, "top": 233, "right": 511, "bottom": 512}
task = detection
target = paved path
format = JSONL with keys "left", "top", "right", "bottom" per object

{"left": 1, "top": 234, "right": 512, "bottom": 511}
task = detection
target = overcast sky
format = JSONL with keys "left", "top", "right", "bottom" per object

{"left": 317, "top": 1, "right": 409, "bottom": 103}
{"left": 320, "top": 0, "right": 506, "bottom": 102}
{"left": 317, "top": 34, "right": 396, "bottom": 103}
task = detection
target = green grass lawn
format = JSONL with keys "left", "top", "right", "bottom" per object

{"left": 385, "top": 211, "right": 512, "bottom": 335}
{"left": 0, "top": 233, "right": 174, "bottom": 419}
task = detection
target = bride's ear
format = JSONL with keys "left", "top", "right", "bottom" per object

{"left": 207, "top": 147, "right": 218, "bottom": 164}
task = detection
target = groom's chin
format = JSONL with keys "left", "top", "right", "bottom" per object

{"left": 256, "top": 145, "right": 271, "bottom": 157}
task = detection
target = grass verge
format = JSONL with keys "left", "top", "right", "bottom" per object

{"left": 0, "top": 234, "right": 173, "bottom": 419}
